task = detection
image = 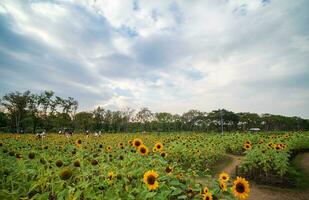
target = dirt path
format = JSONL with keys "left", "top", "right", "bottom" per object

{"left": 217, "top": 154, "right": 242, "bottom": 177}
{"left": 220, "top": 153, "right": 309, "bottom": 200}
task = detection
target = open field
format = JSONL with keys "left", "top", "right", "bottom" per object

{"left": 1, "top": 132, "right": 309, "bottom": 200}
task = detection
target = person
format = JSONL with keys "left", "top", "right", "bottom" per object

{"left": 36, "top": 131, "right": 45, "bottom": 139}
{"left": 85, "top": 130, "right": 89, "bottom": 138}
{"left": 65, "top": 128, "right": 73, "bottom": 138}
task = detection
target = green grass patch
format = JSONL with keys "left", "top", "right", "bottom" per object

{"left": 288, "top": 153, "right": 309, "bottom": 190}
{"left": 211, "top": 155, "right": 234, "bottom": 176}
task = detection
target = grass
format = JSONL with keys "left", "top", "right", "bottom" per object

{"left": 211, "top": 155, "right": 234, "bottom": 176}
{"left": 288, "top": 153, "right": 309, "bottom": 190}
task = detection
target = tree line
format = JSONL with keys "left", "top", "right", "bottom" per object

{"left": 0, "top": 90, "right": 308, "bottom": 133}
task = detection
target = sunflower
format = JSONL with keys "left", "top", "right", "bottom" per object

{"left": 60, "top": 168, "right": 73, "bottom": 180}
{"left": 232, "top": 177, "right": 250, "bottom": 199}
{"left": 274, "top": 144, "right": 281, "bottom": 151}
{"left": 108, "top": 171, "right": 114, "bottom": 181}
{"left": 152, "top": 147, "right": 157, "bottom": 153}
{"left": 75, "top": 139, "right": 82, "bottom": 148}
{"left": 118, "top": 142, "right": 124, "bottom": 148}
{"left": 133, "top": 138, "right": 143, "bottom": 148}
{"left": 219, "top": 181, "right": 227, "bottom": 192}
{"left": 106, "top": 146, "right": 112, "bottom": 152}
{"left": 74, "top": 160, "right": 81, "bottom": 167}
{"left": 91, "top": 159, "right": 98, "bottom": 166}
{"left": 155, "top": 142, "right": 163, "bottom": 151}
{"left": 138, "top": 145, "right": 149, "bottom": 156}
{"left": 243, "top": 143, "right": 252, "bottom": 150}
{"left": 177, "top": 173, "right": 184, "bottom": 180}
{"left": 219, "top": 172, "right": 229, "bottom": 182}
{"left": 202, "top": 186, "right": 209, "bottom": 194}
{"left": 143, "top": 170, "right": 159, "bottom": 190}
{"left": 56, "top": 160, "right": 63, "bottom": 167}
{"left": 202, "top": 192, "right": 213, "bottom": 200}
{"left": 28, "top": 152, "right": 35, "bottom": 159}
{"left": 258, "top": 139, "right": 264, "bottom": 144}
{"left": 160, "top": 152, "right": 167, "bottom": 158}
{"left": 165, "top": 166, "right": 173, "bottom": 174}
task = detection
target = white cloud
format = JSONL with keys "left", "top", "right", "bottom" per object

{"left": 0, "top": 0, "right": 309, "bottom": 118}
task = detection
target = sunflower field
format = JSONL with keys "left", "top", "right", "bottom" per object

{"left": 0, "top": 132, "right": 308, "bottom": 200}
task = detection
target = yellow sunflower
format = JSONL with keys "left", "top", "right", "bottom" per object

{"left": 219, "top": 172, "right": 230, "bottom": 182}
{"left": 118, "top": 142, "right": 124, "bottom": 148}
{"left": 232, "top": 177, "right": 250, "bottom": 199}
{"left": 133, "top": 138, "right": 143, "bottom": 148}
{"left": 138, "top": 145, "right": 149, "bottom": 156}
{"left": 106, "top": 146, "right": 112, "bottom": 152}
{"left": 202, "top": 186, "right": 209, "bottom": 194}
{"left": 160, "top": 152, "right": 167, "bottom": 158}
{"left": 75, "top": 139, "right": 82, "bottom": 148}
{"left": 245, "top": 140, "right": 251, "bottom": 145}
{"left": 274, "top": 144, "right": 281, "bottom": 151}
{"left": 219, "top": 181, "right": 227, "bottom": 192}
{"left": 202, "top": 192, "right": 213, "bottom": 200}
{"left": 155, "top": 142, "right": 163, "bottom": 151}
{"left": 108, "top": 171, "right": 114, "bottom": 181}
{"left": 243, "top": 143, "right": 252, "bottom": 150}
{"left": 143, "top": 170, "right": 159, "bottom": 190}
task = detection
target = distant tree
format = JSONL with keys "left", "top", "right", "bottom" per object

{"left": 27, "top": 93, "right": 42, "bottom": 133}
{"left": 120, "top": 107, "right": 135, "bottom": 132}
{"left": 74, "top": 112, "right": 93, "bottom": 131}
{"left": 134, "top": 107, "right": 153, "bottom": 132}
{"left": 237, "top": 112, "right": 261, "bottom": 131}
{"left": 93, "top": 106, "right": 106, "bottom": 131}
{"left": 182, "top": 110, "right": 207, "bottom": 131}
{"left": 155, "top": 112, "right": 174, "bottom": 132}
{"left": 0, "top": 111, "right": 8, "bottom": 131}
{"left": 1, "top": 91, "right": 31, "bottom": 133}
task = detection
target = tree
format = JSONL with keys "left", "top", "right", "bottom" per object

{"left": 237, "top": 112, "right": 261, "bottom": 131}
{"left": 27, "top": 93, "right": 42, "bottom": 133}
{"left": 134, "top": 108, "right": 154, "bottom": 131}
{"left": 155, "top": 112, "right": 174, "bottom": 132}
{"left": 74, "top": 112, "right": 93, "bottom": 131}
{"left": 0, "top": 111, "right": 8, "bottom": 131}
{"left": 182, "top": 110, "right": 207, "bottom": 131}
{"left": 1, "top": 91, "right": 31, "bottom": 133}
{"left": 93, "top": 106, "right": 106, "bottom": 131}
{"left": 120, "top": 107, "right": 134, "bottom": 132}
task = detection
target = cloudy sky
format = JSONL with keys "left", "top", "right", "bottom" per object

{"left": 0, "top": 0, "right": 309, "bottom": 118}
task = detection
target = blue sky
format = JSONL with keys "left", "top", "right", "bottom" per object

{"left": 0, "top": 0, "right": 309, "bottom": 118}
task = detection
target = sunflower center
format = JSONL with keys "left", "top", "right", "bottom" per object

{"left": 141, "top": 148, "right": 146, "bottom": 153}
{"left": 223, "top": 176, "right": 226, "bottom": 180}
{"left": 147, "top": 175, "right": 156, "bottom": 185}
{"left": 165, "top": 167, "right": 172, "bottom": 173}
{"left": 236, "top": 183, "right": 245, "bottom": 193}
{"left": 135, "top": 141, "right": 141, "bottom": 146}
{"left": 206, "top": 197, "right": 210, "bottom": 200}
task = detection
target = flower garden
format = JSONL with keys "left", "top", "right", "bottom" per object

{"left": 0, "top": 132, "right": 309, "bottom": 200}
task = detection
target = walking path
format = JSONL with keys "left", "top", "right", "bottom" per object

{"left": 219, "top": 153, "right": 309, "bottom": 200}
